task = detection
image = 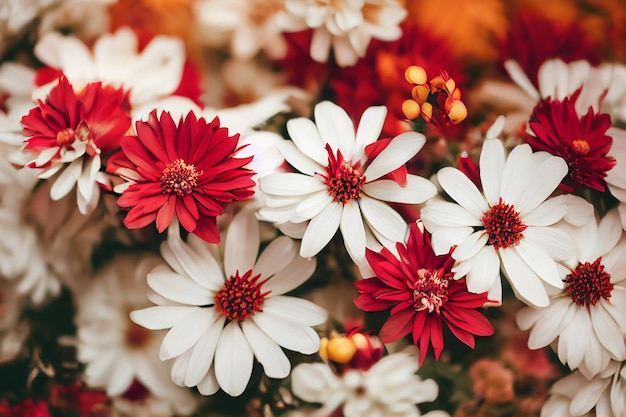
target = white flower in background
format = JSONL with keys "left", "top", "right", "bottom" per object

{"left": 277, "top": 0, "right": 407, "bottom": 67}
{"left": 0, "top": 0, "right": 56, "bottom": 54}
{"left": 291, "top": 349, "right": 448, "bottom": 417}
{"left": 421, "top": 118, "right": 573, "bottom": 307}
{"left": 0, "top": 281, "right": 30, "bottom": 363}
{"left": 37, "top": 0, "right": 113, "bottom": 44}
{"left": 517, "top": 209, "right": 626, "bottom": 378}
{"left": 604, "top": 128, "right": 626, "bottom": 230}
{"left": 75, "top": 252, "right": 197, "bottom": 415}
{"left": 195, "top": 0, "right": 288, "bottom": 59}
{"left": 0, "top": 180, "right": 108, "bottom": 303}
{"left": 0, "top": 62, "right": 36, "bottom": 146}
{"left": 33, "top": 28, "right": 185, "bottom": 109}
{"left": 541, "top": 361, "right": 625, "bottom": 417}
{"left": 258, "top": 101, "right": 436, "bottom": 269}
{"left": 131, "top": 209, "right": 327, "bottom": 397}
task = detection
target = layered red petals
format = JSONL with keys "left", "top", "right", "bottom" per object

{"left": 528, "top": 92, "right": 615, "bottom": 192}
{"left": 108, "top": 110, "right": 255, "bottom": 242}
{"left": 354, "top": 223, "right": 493, "bottom": 364}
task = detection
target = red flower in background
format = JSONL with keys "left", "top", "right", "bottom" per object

{"left": 500, "top": 11, "right": 603, "bottom": 87}
{"left": 354, "top": 223, "right": 494, "bottom": 365}
{"left": 528, "top": 91, "right": 615, "bottom": 192}
{"left": 108, "top": 110, "right": 255, "bottom": 243}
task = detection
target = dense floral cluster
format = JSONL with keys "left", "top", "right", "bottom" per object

{"left": 0, "top": 1, "right": 625, "bottom": 417}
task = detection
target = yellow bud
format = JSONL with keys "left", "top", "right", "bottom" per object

{"left": 405, "top": 65, "right": 427, "bottom": 85}
{"left": 402, "top": 99, "right": 421, "bottom": 120}
{"left": 447, "top": 100, "right": 468, "bottom": 124}
{"left": 445, "top": 78, "right": 456, "bottom": 94}
{"left": 319, "top": 337, "right": 329, "bottom": 361}
{"left": 411, "top": 85, "right": 429, "bottom": 104}
{"left": 421, "top": 102, "right": 433, "bottom": 123}
{"left": 326, "top": 337, "right": 357, "bottom": 364}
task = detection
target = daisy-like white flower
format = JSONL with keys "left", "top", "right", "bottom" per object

{"left": 20, "top": 76, "right": 131, "bottom": 214}
{"left": 75, "top": 253, "right": 197, "bottom": 415}
{"left": 421, "top": 119, "right": 572, "bottom": 307}
{"left": 527, "top": 90, "right": 615, "bottom": 192}
{"left": 33, "top": 28, "right": 185, "bottom": 109}
{"left": 277, "top": 0, "right": 407, "bottom": 67}
{"left": 258, "top": 101, "right": 437, "bottom": 268}
{"left": 0, "top": 281, "right": 29, "bottom": 362}
{"left": 0, "top": 62, "right": 36, "bottom": 146}
{"left": 108, "top": 110, "right": 255, "bottom": 243}
{"left": 354, "top": 222, "right": 494, "bottom": 365}
{"left": 130, "top": 209, "right": 327, "bottom": 397}
{"left": 194, "top": 0, "right": 288, "bottom": 59}
{"left": 291, "top": 347, "right": 447, "bottom": 417}
{"left": 517, "top": 209, "right": 626, "bottom": 378}
{"left": 541, "top": 361, "right": 625, "bottom": 417}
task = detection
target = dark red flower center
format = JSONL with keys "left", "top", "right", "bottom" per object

{"left": 564, "top": 257, "right": 614, "bottom": 307}
{"left": 125, "top": 320, "right": 153, "bottom": 349}
{"left": 412, "top": 268, "right": 451, "bottom": 314}
{"left": 214, "top": 270, "right": 268, "bottom": 322}
{"left": 322, "top": 144, "right": 365, "bottom": 204}
{"left": 160, "top": 159, "right": 202, "bottom": 196}
{"left": 481, "top": 198, "right": 527, "bottom": 249}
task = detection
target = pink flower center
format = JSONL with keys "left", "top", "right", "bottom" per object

{"left": 412, "top": 268, "right": 451, "bottom": 314}
{"left": 564, "top": 257, "right": 613, "bottom": 307}
{"left": 160, "top": 159, "right": 202, "bottom": 196}
{"left": 214, "top": 270, "right": 268, "bottom": 322}
{"left": 322, "top": 145, "right": 365, "bottom": 204}
{"left": 481, "top": 198, "right": 527, "bottom": 249}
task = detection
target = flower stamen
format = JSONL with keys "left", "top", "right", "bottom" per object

{"left": 214, "top": 270, "right": 268, "bottom": 321}
{"left": 412, "top": 268, "right": 450, "bottom": 314}
{"left": 481, "top": 198, "right": 527, "bottom": 249}
{"left": 160, "top": 159, "right": 202, "bottom": 196}
{"left": 322, "top": 144, "right": 365, "bottom": 204}
{"left": 564, "top": 257, "right": 613, "bottom": 307}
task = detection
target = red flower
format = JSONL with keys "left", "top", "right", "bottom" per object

{"left": 354, "top": 223, "right": 494, "bottom": 365}
{"left": 10, "top": 399, "right": 51, "bottom": 417}
{"left": 528, "top": 91, "right": 615, "bottom": 192}
{"left": 22, "top": 76, "right": 131, "bottom": 168}
{"left": 108, "top": 110, "right": 255, "bottom": 243}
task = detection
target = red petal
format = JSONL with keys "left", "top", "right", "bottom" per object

{"left": 379, "top": 307, "right": 414, "bottom": 343}
{"left": 155, "top": 195, "right": 176, "bottom": 232}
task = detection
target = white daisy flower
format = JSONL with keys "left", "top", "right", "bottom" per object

{"left": 0, "top": 281, "right": 29, "bottom": 363}
{"left": 130, "top": 209, "right": 327, "bottom": 397}
{"left": 258, "top": 101, "right": 437, "bottom": 269}
{"left": 195, "top": 0, "right": 288, "bottom": 59}
{"left": 517, "top": 209, "right": 626, "bottom": 378}
{"left": 277, "top": 0, "right": 407, "bottom": 67}
{"left": 33, "top": 27, "right": 185, "bottom": 109}
{"left": 421, "top": 119, "right": 573, "bottom": 307}
{"left": 541, "top": 361, "right": 625, "bottom": 417}
{"left": 291, "top": 348, "right": 448, "bottom": 417}
{"left": 0, "top": 62, "right": 36, "bottom": 146}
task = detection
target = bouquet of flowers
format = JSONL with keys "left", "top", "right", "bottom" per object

{"left": 0, "top": 0, "right": 624, "bottom": 416}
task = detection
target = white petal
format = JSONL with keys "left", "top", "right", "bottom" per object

{"left": 359, "top": 196, "right": 407, "bottom": 244}
{"left": 214, "top": 322, "right": 254, "bottom": 396}
{"left": 197, "top": 367, "right": 219, "bottom": 396}
{"left": 263, "top": 296, "right": 328, "bottom": 326}
{"left": 291, "top": 363, "right": 342, "bottom": 403}
{"left": 500, "top": 248, "right": 550, "bottom": 307}
{"left": 515, "top": 240, "right": 564, "bottom": 289}
{"left": 50, "top": 159, "right": 81, "bottom": 200}
{"left": 107, "top": 361, "right": 135, "bottom": 396}
{"left": 363, "top": 132, "right": 425, "bottom": 182}
{"left": 560, "top": 308, "right": 592, "bottom": 369}
{"left": 253, "top": 236, "right": 297, "bottom": 278}
{"left": 170, "top": 349, "right": 192, "bottom": 386}
{"left": 430, "top": 227, "right": 475, "bottom": 256}
{"left": 293, "top": 192, "right": 333, "bottom": 222}
{"left": 147, "top": 266, "right": 213, "bottom": 306}
{"left": 225, "top": 209, "right": 259, "bottom": 278}
{"left": 522, "top": 197, "right": 568, "bottom": 226}
{"left": 452, "top": 231, "right": 488, "bottom": 262}
{"left": 504, "top": 60, "right": 540, "bottom": 100}
{"left": 184, "top": 316, "right": 226, "bottom": 387}
{"left": 362, "top": 175, "right": 437, "bottom": 204}
{"left": 130, "top": 306, "right": 196, "bottom": 330}
{"left": 253, "top": 311, "right": 321, "bottom": 354}
{"left": 523, "top": 226, "right": 573, "bottom": 262}
{"left": 591, "top": 306, "right": 626, "bottom": 360}
{"left": 241, "top": 320, "right": 291, "bottom": 379}
{"left": 314, "top": 101, "right": 355, "bottom": 157}
{"left": 263, "top": 255, "right": 317, "bottom": 296}
{"left": 525, "top": 300, "right": 571, "bottom": 349}
{"left": 278, "top": 140, "right": 324, "bottom": 176}
{"left": 300, "top": 202, "right": 342, "bottom": 258}
{"left": 593, "top": 210, "right": 623, "bottom": 259}
{"left": 340, "top": 201, "right": 366, "bottom": 264}
{"left": 352, "top": 106, "right": 387, "bottom": 160}
{"left": 463, "top": 245, "right": 501, "bottom": 293}
{"left": 421, "top": 200, "right": 483, "bottom": 228}
{"left": 286, "top": 117, "right": 327, "bottom": 166}
{"left": 438, "top": 167, "right": 489, "bottom": 218}
{"left": 260, "top": 173, "right": 326, "bottom": 196}
{"left": 159, "top": 308, "right": 216, "bottom": 360}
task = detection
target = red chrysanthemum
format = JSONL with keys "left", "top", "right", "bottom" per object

{"left": 354, "top": 223, "right": 494, "bottom": 365}
{"left": 528, "top": 91, "right": 615, "bottom": 192}
{"left": 108, "top": 110, "right": 255, "bottom": 243}
{"left": 22, "top": 76, "right": 131, "bottom": 168}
